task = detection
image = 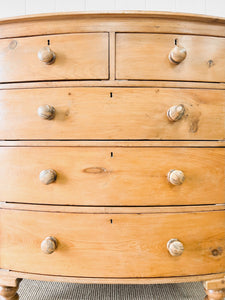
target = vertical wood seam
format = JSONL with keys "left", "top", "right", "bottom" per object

{"left": 109, "top": 31, "right": 116, "bottom": 81}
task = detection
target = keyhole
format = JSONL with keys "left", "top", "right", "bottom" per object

{"left": 208, "top": 59, "right": 214, "bottom": 68}
{"left": 175, "top": 38, "right": 178, "bottom": 45}
{"left": 47, "top": 40, "right": 50, "bottom": 46}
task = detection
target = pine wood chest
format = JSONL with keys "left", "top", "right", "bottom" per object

{"left": 0, "top": 11, "right": 224, "bottom": 300}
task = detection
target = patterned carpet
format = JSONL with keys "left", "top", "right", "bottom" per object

{"left": 19, "top": 280, "right": 208, "bottom": 299}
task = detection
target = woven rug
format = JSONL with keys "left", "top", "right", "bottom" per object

{"left": 18, "top": 280, "right": 208, "bottom": 299}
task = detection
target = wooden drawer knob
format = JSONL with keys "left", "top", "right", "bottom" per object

{"left": 39, "top": 169, "right": 57, "bottom": 185}
{"left": 167, "top": 239, "right": 184, "bottom": 256}
{"left": 37, "top": 105, "right": 55, "bottom": 120}
{"left": 41, "top": 236, "right": 58, "bottom": 254}
{"left": 169, "top": 45, "right": 187, "bottom": 64}
{"left": 38, "top": 46, "right": 56, "bottom": 64}
{"left": 167, "top": 169, "right": 185, "bottom": 185}
{"left": 167, "top": 104, "right": 185, "bottom": 121}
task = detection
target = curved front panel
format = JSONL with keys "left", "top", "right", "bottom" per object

{"left": 116, "top": 34, "right": 225, "bottom": 82}
{"left": 0, "top": 209, "right": 224, "bottom": 278}
{"left": 0, "top": 147, "right": 224, "bottom": 206}
{"left": 0, "top": 33, "right": 109, "bottom": 83}
{"left": 0, "top": 88, "right": 224, "bottom": 140}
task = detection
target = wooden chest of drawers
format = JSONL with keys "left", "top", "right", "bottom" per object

{"left": 0, "top": 12, "right": 224, "bottom": 300}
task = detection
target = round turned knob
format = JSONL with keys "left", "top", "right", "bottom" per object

{"left": 37, "top": 105, "right": 55, "bottom": 120}
{"left": 167, "top": 169, "right": 185, "bottom": 185}
{"left": 41, "top": 236, "right": 58, "bottom": 254}
{"left": 167, "top": 104, "right": 185, "bottom": 122}
{"left": 38, "top": 46, "right": 56, "bottom": 64}
{"left": 167, "top": 239, "right": 184, "bottom": 256}
{"left": 169, "top": 45, "right": 187, "bottom": 64}
{"left": 39, "top": 169, "right": 57, "bottom": 185}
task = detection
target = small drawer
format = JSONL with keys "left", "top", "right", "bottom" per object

{"left": 0, "top": 33, "right": 109, "bottom": 82}
{"left": 0, "top": 147, "right": 224, "bottom": 206}
{"left": 0, "top": 88, "right": 224, "bottom": 140}
{"left": 116, "top": 34, "right": 225, "bottom": 82}
{"left": 0, "top": 208, "right": 224, "bottom": 277}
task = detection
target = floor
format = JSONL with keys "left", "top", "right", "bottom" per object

{"left": 19, "top": 280, "right": 208, "bottom": 299}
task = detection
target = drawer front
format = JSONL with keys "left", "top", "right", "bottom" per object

{"left": 116, "top": 34, "right": 225, "bottom": 82}
{"left": 0, "top": 33, "right": 108, "bottom": 82}
{"left": 0, "top": 209, "right": 224, "bottom": 277}
{"left": 0, "top": 88, "right": 224, "bottom": 140}
{"left": 0, "top": 147, "right": 224, "bottom": 206}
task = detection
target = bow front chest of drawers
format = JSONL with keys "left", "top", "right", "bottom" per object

{"left": 0, "top": 12, "right": 224, "bottom": 300}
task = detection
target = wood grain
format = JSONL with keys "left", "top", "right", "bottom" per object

{"left": 0, "top": 88, "right": 224, "bottom": 140}
{"left": 0, "top": 147, "right": 224, "bottom": 206}
{"left": 0, "top": 11, "right": 224, "bottom": 291}
{"left": 204, "top": 276, "right": 225, "bottom": 290}
{"left": 0, "top": 141, "right": 224, "bottom": 147}
{"left": 109, "top": 32, "right": 116, "bottom": 80}
{"left": 204, "top": 289, "right": 225, "bottom": 300}
{"left": 0, "top": 278, "right": 20, "bottom": 289}
{"left": 0, "top": 279, "right": 21, "bottom": 300}
{"left": 0, "top": 209, "right": 224, "bottom": 277}
{"left": 0, "top": 13, "right": 224, "bottom": 40}
{"left": 0, "top": 269, "right": 224, "bottom": 285}
{"left": 1, "top": 202, "right": 224, "bottom": 214}
{"left": 1, "top": 11, "right": 225, "bottom": 24}
{"left": 0, "top": 80, "right": 224, "bottom": 90}
{"left": 0, "top": 33, "right": 108, "bottom": 83}
{"left": 0, "top": 285, "right": 19, "bottom": 300}
{"left": 116, "top": 34, "right": 225, "bottom": 82}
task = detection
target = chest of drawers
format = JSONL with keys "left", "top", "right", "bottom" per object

{"left": 0, "top": 12, "right": 224, "bottom": 300}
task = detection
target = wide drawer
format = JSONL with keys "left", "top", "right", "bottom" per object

{"left": 0, "top": 208, "right": 224, "bottom": 277}
{"left": 0, "top": 88, "right": 224, "bottom": 140}
{"left": 0, "top": 147, "right": 224, "bottom": 206}
{"left": 116, "top": 34, "right": 225, "bottom": 82}
{"left": 0, "top": 33, "right": 108, "bottom": 82}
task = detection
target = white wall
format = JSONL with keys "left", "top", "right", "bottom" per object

{"left": 0, "top": 0, "right": 224, "bottom": 19}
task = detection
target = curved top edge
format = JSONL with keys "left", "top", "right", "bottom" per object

{"left": 0, "top": 10, "right": 225, "bottom": 24}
